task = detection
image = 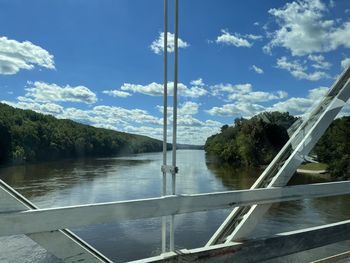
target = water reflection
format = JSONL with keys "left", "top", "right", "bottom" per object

{"left": 0, "top": 150, "right": 349, "bottom": 262}
{"left": 205, "top": 161, "right": 261, "bottom": 190}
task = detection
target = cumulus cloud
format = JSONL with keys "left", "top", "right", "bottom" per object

{"left": 102, "top": 89, "right": 131, "bottom": 98}
{"left": 276, "top": 56, "right": 329, "bottom": 81}
{"left": 206, "top": 86, "right": 332, "bottom": 119}
{"left": 120, "top": 81, "right": 207, "bottom": 98}
{"left": 0, "top": 36, "right": 54, "bottom": 75}
{"left": 308, "top": 54, "right": 331, "bottom": 69}
{"left": 207, "top": 102, "right": 266, "bottom": 118}
{"left": 25, "top": 81, "right": 97, "bottom": 104}
{"left": 341, "top": 58, "right": 350, "bottom": 69}
{"left": 228, "top": 90, "right": 288, "bottom": 103}
{"left": 91, "top": 105, "right": 162, "bottom": 125}
{"left": 251, "top": 65, "right": 264, "bottom": 74}
{"left": 268, "top": 87, "right": 329, "bottom": 116}
{"left": 211, "top": 83, "right": 252, "bottom": 97}
{"left": 190, "top": 78, "right": 204, "bottom": 86}
{"left": 216, "top": 29, "right": 252, "bottom": 47}
{"left": 211, "top": 83, "right": 287, "bottom": 103}
{"left": 150, "top": 32, "right": 189, "bottom": 54}
{"left": 3, "top": 99, "right": 64, "bottom": 115}
{"left": 157, "top": 101, "right": 200, "bottom": 116}
{"left": 264, "top": 0, "right": 350, "bottom": 56}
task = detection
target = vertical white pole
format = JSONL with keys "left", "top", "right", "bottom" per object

{"left": 170, "top": 0, "right": 179, "bottom": 252}
{"left": 162, "top": 0, "right": 168, "bottom": 254}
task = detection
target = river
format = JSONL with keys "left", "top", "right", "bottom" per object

{"left": 0, "top": 150, "right": 350, "bottom": 262}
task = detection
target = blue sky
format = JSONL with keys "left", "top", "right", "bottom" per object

{"left": 1, "top": 0, "right": 350, "bottom": 145}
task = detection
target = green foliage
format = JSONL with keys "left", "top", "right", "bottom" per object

{"left": 0, "top": 103, "right": 165, "bottom": 165}
{"left": 314, "top": 116, "right": 350, "bottom": 179}
{"left": 205, "top": 111, "right": 297, "bottom": 166}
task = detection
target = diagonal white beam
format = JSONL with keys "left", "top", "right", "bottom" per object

{"left": 223, "top": 78, "right": 350, "bottom": 243}
{"left": 207, "top": 65, "right": 350, "bottom": 246}
{"left": 0, "top": 180, "right": 112, "bottom": 263}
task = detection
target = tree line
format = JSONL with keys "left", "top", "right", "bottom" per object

{"left": 314, "top": 116, "right": 350, "bottom": 179}
{"left": 0, "top": 103, "right": 167, "bottom": 165}
{"left": 205, "top": 111, "right": 350, "bottom": 179}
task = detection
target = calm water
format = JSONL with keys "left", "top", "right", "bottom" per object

{"left": 0, "top": 150, "right": 350, "bottom": 262}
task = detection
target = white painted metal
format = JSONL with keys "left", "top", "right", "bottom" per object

{"left": 0, "top": 180, "right": 112, "bottom": 262}
{"left": 169, "top": 0, "right": 179, "bottom": 252}
{"left": 311, "top": 251, "right": 350, "bottom": 263}
{"left": 223, "top": 78, "right": 350, "bottom": 243}
{"left": 207, "top": 65, "right": 350, "bottom": 246}
{"left": 162, "top": 0, "right": 168, "bottom": 254}
{"left": 1, "top": 180, "right": 350, "bottom": 237}
{"left": 130, "top": 219, "right": 350, "bottom": 263}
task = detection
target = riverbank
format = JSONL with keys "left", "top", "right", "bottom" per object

{"left": 296, "top": 162, "right": 331, "bottom": 180}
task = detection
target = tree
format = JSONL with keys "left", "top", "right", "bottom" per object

{"left": 204, "top": 111, "right": 296, "bottom": 166}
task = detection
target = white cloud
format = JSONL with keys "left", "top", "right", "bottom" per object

{"left": 245, "top": 34, "right": 263, "bottom": 40}
{"left": 157, "top": 101, "right": 200, "bottom": 116}
{"left": 264, "top": 0, "right": 350, "bottom": 56}
{"left": 207, "top": 102, "right": 266, "bottom": 118}
{"left": 211, "top": 83, "right": 252, "bottom": 97}
{"left": 190, "top": 78, "right": 204, "bottom": 86}
{"left": 268, "top": 87, "right": 329, "bottom": 116}
{"left": 206, "top": 86, "right": 331, "bottom": 119}
{"left": 0, "top": 36, "right": 55, "bottom": 75}
{"left": 178, "top": 101, "right": 200, "bottom": 115}
{"left": 216, "top": 30, "right": 252, "bottom": 47}
{"left": 25, "top": 81, "right": 97, "bottom": 104}
{"left": 91, "top": 105, "right": 162, "bottom": 126}
{"left": 251, "top": 65, "right": 264, "bottom": 74}
{"left": 120, "top": 81, "right": 207, "bottom": 98}
{"left": 228, "top": 90, "right": 287, "bottom": 103}
{"left": 102, "top": 89, "right": 131, "bottom": 98}
{"left": 308, "top": 54, "right": 331, "bottom": 69}
{"left": 3, "top": 99, "right": 64, "bottom": 115}
{"left": 341, "top": 58, "right": 350, "bottom": 69}
{"left": 276, "top": 56, "right": 329, "bottom": 81}
{"left": 211, "top": 82, "right": 287, "bottom": 103}
{"left": 150, "top": 32, "right": 189, "bottom": 54}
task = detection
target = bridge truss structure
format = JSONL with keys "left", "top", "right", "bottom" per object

{"left": 1, "top": 0, "right": 350, "bottom": 262}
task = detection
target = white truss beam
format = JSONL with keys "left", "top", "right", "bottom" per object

{"left": 0, "top": 180, "right": 112, "bottom": 263}
{"left": 207, "top": 66, "right": 350, "bottom": 246}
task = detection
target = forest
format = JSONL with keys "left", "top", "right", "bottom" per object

{"left": 0, "top": 103, "right": 166, "bottom": 165}
{"left": 314, "top": 116, "right": 350, "bottom": 179}
{"left": 205, "top": 112, "right": 350, "bottom": 179}
{"left": 205, "top": 112, "right": 297, "bottom": 166}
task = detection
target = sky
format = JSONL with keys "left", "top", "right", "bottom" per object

{"left": 1, "top": 0, "right": 350, "bottom": 145}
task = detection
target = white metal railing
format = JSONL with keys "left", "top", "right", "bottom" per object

{"left": 2, "top": 179, "right": 350, "bottom": 262}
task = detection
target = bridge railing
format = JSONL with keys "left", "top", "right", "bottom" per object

{"left": 0, "top": 181, "right": 350, "bottom": 262}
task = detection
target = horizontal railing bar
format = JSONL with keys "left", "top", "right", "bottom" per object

{"left": 0, "top": 180, "right": 350, "bottom": 237}
{"left": 130, "top": 219, "right": 350, "bottom": 263}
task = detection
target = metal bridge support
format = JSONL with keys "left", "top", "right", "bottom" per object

{"left": 0, "top": 180, "right": 112, "bottom": 262}
{"left": 207, "top": 65, "right": 350, "bottom": 246}
{"left": 161, "top": 0, "right": 179, "bottom": 253}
